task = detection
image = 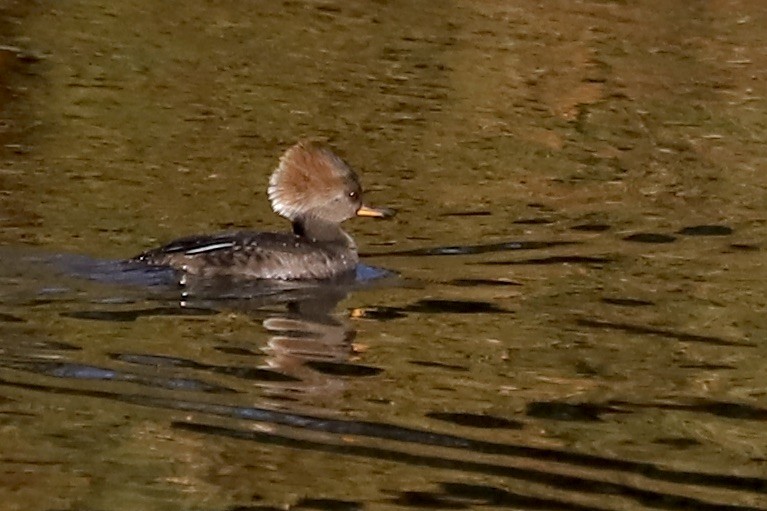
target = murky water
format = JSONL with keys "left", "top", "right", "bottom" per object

{"left": 1, "top": 1, "right": 766, "bottom": 510}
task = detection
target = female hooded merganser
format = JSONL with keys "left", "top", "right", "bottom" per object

{"left": 132, "top": 140, "right": 393, "bottom": 280}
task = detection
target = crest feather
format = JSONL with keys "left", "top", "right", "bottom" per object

{"left": 268, "top": 140, "right": 354, "bottom": 219}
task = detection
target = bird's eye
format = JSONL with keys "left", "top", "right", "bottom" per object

{"left": 348, "top": 191, "right": 359, "bottom": 200}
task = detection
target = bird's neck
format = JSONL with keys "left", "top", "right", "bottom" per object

{"left": 293, "top": 216, "right": 355, "bottom": 247}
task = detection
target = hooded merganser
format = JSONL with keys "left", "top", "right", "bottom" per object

{"left": 132, "top": 140, "right": 393, "bottom": 280}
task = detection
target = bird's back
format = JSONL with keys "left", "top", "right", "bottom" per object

{"left": 132, "top": 231, "right": 359, "bottom": 280}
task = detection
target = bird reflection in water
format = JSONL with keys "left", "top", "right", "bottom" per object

{"left": 175, "top": 265, "right": 391, "bottom": 410}
{"left": 262, "top": 288, "right": 358, "bottom": 405}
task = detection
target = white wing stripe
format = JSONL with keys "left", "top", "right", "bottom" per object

{"left": 184, "top": 242, "right": 236, "bottom": 255}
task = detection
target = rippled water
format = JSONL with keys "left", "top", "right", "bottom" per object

{"left": 1, "top": 1, "right": 767, "bottom": 510}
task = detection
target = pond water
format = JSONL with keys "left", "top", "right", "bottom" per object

{"left": 1, "top": 1, "right": 766, "bottom": 510}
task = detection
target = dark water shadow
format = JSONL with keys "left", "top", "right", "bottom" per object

{"left": 570, "top": 223, "right": 611, "bottom": 232}
{"left": 352, "top": 298, "right": 512, "bottom": 322}
{"left": 622, "top": 233, "right": 677, "bottom": 244}
{"left": 526, "top": 401, "right": 630, "bottom": 422}
{"left": 40, "top": 251, "right": 181, "bottom": 288}
{"left": 609, "top": 398, "right": 767, "bottom": 422}
{"left": 426, "top": 412, "right": 524, "bottom": 430}
{"left": 677, "top": 225, "right": 734, "bottom": 236}
{"left": 446, "top": 278, "right": 522, "bottom": 287}
{"left": 601, "top": 297, "right": 655, "bottom": 307}
{"left": 61, "top": 306, "right": 218, "bottom": 322}
{"left": 480, "top": 255, "right": 613, "bottom": 266}
{"left": 577, "top": 318, "right": 756, "bottom": 348}
{"left": 0, "top": 359, "right": 237, "bottom": 394}
{"left": 362, "top": 240, "right": 578, "bottom": 257}
{"left": 390, "top": 481, "right": 604, "bottom": 511}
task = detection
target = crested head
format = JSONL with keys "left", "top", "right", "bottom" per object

{"left": 268, "top": 140, "right": 364, "bottom": 223}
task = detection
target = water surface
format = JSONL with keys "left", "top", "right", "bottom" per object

{"left": 1, "top": 1, "right": 767, "bottom": 510}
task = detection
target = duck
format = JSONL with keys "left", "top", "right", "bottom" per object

{"left": 132, "top": 140, "right": 393, "bottom": 280}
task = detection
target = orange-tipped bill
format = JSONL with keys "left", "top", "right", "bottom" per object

{"left": 357, "top": 204, "right": 395, "bottom": 218}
